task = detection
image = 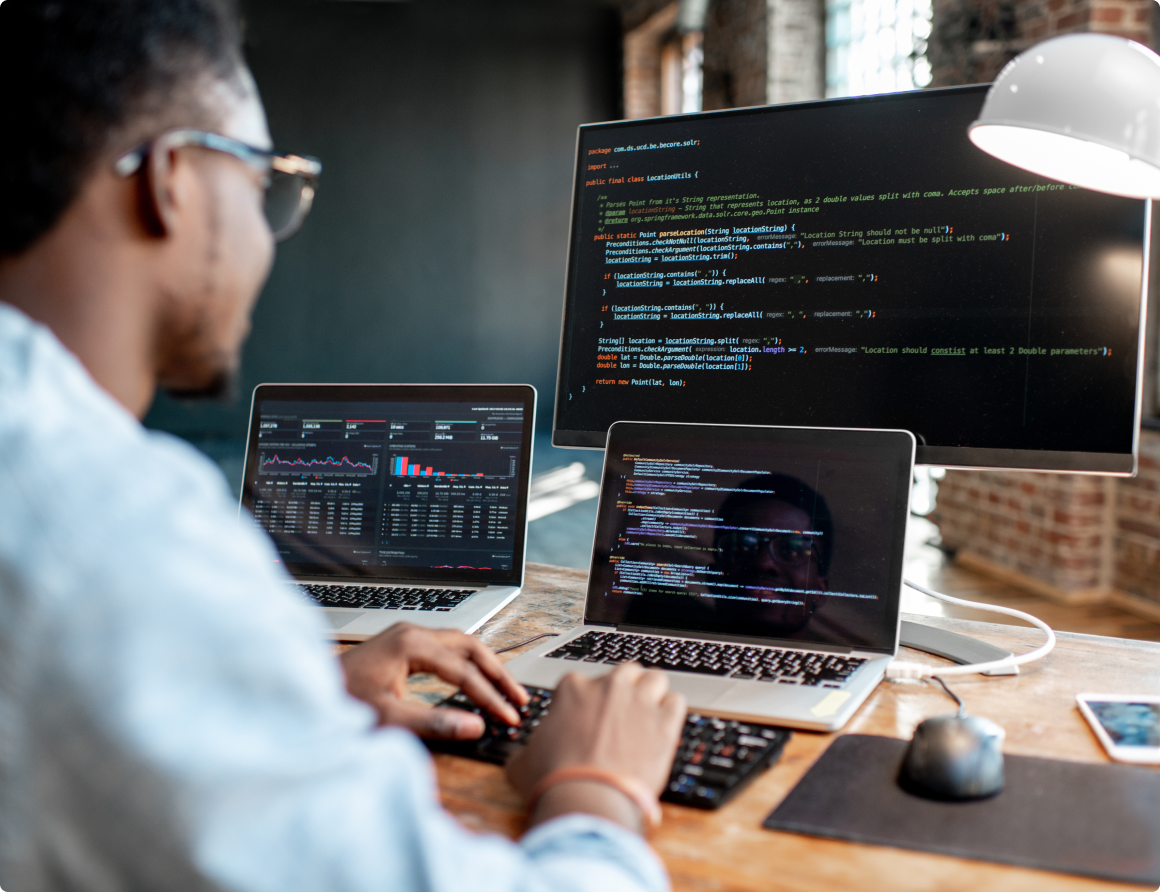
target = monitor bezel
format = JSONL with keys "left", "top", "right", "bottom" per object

{"left": 550, "top": 85, "right": 1150, "bottom": 476}
{"left": 242, "top": 382, "right": 537, "bottom": 586}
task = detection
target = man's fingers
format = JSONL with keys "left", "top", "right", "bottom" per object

{"left": 419, "top": 629, "right": 529, "bottom": 710}
{"left": 556, "top": 671, "right": 588, "bottom": 696}
{"left": 456, "top": 665, "right": 523, "bottom": 726}
{"left": 458, "top": 635, "right": 529, "bottom": 706}
{"left": 377, "top": 698, "right": 486, "bottom": 740}
{"left": 660, "top": 690, "right": 687, "bottom": 733}
{"left": 606, "top": 661, "right": 645, "bottom": 686}
{"left": 634, "top": 667, "right": 671, "bottom": 702}
{"left": 416, "top": 647, "right": 522, "bottom": 726}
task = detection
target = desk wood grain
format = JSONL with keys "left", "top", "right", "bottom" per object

{"left": 422, "top": 563, "right": 1160, "bottom": 892}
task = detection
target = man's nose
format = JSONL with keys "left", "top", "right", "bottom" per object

{"left": 755, "top": 550, "right": 783, "bottom": 571}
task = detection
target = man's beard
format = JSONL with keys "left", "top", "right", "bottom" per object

{"left": 163, "top": 364, "right": 240, "bottom": 403}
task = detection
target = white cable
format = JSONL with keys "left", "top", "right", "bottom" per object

{"left": 885, "top": 578, "right": 1057, "bottom": 679}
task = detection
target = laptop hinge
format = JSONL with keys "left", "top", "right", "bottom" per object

{"left": 615, "top": 624, "right": 854, "bottom": 654}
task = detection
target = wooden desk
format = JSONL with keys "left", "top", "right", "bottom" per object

{"left": 416, "top": 563, "right": 1160, "bottom": 892}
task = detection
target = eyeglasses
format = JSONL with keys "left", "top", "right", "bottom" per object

{"left": 718, "top": 532, "right": 820, "bottom": 568}
{"left": 114, "top": 129, "right": 322, "bottom": 242}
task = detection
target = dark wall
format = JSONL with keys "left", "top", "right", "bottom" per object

{"left": 145, "top": 0, "right": 622, "bottom": 440}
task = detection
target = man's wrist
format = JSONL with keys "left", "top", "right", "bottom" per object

{"left": 529, "top": 779, "right": 646, "bottom": 835}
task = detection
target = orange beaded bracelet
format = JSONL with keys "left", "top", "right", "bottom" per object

{"left": 527, "top": 766, "right": 662, "bottom": 836}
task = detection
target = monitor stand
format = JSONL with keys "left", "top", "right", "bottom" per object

{"left": 900, "top": 620, "right": 1017, "bottom": 676}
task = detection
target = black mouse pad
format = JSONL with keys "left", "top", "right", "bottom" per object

{"left": 763, "top": 734, "right": 1160, "bottom": 884}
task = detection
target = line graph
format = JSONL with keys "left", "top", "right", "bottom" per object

{"left": 259, "top": 452, "right": 378, "bottom": 476}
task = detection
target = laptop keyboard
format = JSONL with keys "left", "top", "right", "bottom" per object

{"left": 427, "top": 686, "right": 791, "bottom": 809}
{"left": 545, "top": 630, "right": 865, "bottom": 688}
{"left": 298, "top": 583, "right": 474, "bottom": 611}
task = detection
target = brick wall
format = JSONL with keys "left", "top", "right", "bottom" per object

{"left": 933, "top": 429, "right": 1160, "bottom": 617}
{"left": 929, "top": 0, "right": 1021, "bottom": 86}
{"left": 1018, "top": 0, "right": 1153, "bottom": 43}
{"left": 933, "top": 469, "right": 1114, "bottom": 600}
{"left": 1115, "top": 430, "right": 1160, "bottom": 608}
{"left": 623, "top": 2, "right": 679, "bottom": 119}
{"left": 617, "top": 0, "right": 682, "bottom": 33}
{"left": 930, "top": 0, "right": 1155, "bottom": 87}
{"left": 615, "top": 0, "right": 826, "bottom": 115}
{"left": 766, "top": 0, "right": 825, "bottom": 102}
{"left": 703, "top": 0, "right": 769, "bottom": 109}
{"left": 700, "top": 0, "right": 826, "bottom": 108}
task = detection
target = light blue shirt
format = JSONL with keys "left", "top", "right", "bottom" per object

{"left": 0, "top": 303, "right": 668, "bottom": 892}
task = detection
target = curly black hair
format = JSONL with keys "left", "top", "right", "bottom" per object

{"left": 716, "top": 474, "right": 835, "bottom": 576}
{"left": 0, "top": 0, "right": 244, "bottom": 256}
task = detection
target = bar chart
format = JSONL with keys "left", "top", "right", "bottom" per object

{"left": 391, "top": 455, "right": 487, "bottom": 478}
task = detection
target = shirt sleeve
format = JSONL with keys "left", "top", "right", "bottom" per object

{"left": 7, "top": 417, "right": 669, "bottom": 892}
{"left": 190, "top": 729, "right": 671, "bottom": 892}
{"left": 518, "top": 815, "right": 670, "bottom": 892}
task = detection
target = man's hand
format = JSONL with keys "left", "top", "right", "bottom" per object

{"left": 340, "top": 623, "right": 528, "bottom": 740}
{"left": 506, "top": 663, "right": 685, "bottom": 832}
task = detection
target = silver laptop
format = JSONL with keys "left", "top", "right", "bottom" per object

{"left": 507, "top": 421, "right": 914, "bottom": 731}
{"left": 240, "top": 383, "right": 536, "bottom": 640}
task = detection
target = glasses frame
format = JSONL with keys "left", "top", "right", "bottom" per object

{"left": 113, "top": 129, "right": 322, "bottom": 242}
{"left": 717, "top": 531, "right": 822, "bottom": 569}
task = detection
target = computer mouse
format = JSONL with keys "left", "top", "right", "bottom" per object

{"left": 898, "top": 715, "right": 1006, "bottom": 801}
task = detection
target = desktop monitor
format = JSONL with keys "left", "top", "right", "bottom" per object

{"left": 552, "top": 85, "right": 1150, "bottom": 473}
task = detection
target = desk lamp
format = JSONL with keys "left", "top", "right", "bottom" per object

{"left": 967, "top": 33, "right": 1160, "bottom": 199}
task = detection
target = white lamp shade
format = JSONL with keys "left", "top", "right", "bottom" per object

{"left": 968, "top": 33, "right": 1160, "bottom": 199}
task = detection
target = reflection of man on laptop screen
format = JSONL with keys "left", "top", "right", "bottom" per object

{"left": 713, "top": 475, "right": 833, "bottom": 636}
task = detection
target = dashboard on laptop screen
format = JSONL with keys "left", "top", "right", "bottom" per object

{"left": 586, "top": 423, "right": 914, "bottom": 653}
{"left": 241, "top": 385, "right": 535, "bottom": 584}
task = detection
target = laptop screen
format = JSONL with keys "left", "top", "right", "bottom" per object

{"left": 241, "top": 384, "right": 535, "bottom": 585}
{"left": 586, "top": 423, "right": 914, "bottom": 653}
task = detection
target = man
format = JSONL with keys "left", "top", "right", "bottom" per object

{"left": 0, "top": 1, "right": 685, "bottom": 889}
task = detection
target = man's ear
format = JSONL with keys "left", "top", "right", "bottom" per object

{"left": 137, "top": 138, "right": 181, "bottom": 238}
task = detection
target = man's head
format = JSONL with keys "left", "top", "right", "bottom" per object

{"left": 714, "top": 474, "right": 833, "bottom": 632}
{"left": 0, "top": 0, "right": 277, "bottom": 410}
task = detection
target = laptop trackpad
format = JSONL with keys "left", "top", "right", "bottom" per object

{"left": 323, "top": 609, "right": 366, "bottom": 629}
{"left": 662, "top": 673, "right": 737, "bottom": 708}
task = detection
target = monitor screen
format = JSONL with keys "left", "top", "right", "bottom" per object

{"left": 586, "top": 423, "right": 914, "bottom": 653}
{"left": 553, "top": 85, "right": 1149, "bottom": 472}
{"left": 241, "top": 384, "right": 535, "bottom": 584}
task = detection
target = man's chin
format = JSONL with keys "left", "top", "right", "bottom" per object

{"left": 162, "top": 366, "right": 240, "bottom": 403}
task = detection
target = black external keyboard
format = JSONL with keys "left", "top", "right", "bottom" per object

{"left": 298, "top": 583, "right": 474, "bottom": 611}
{"left": 546, "top": 630, "right": 865, "bottom": 688}
{"left": 427, "top": 686, "right": 791, "bottom": 809}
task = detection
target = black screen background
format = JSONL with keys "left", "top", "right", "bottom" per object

{"left": 586, "top": 425, "right": 914, "bottom": 652}
{"left": 555, "top": 86, "right": 1147, "bottom": 468}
